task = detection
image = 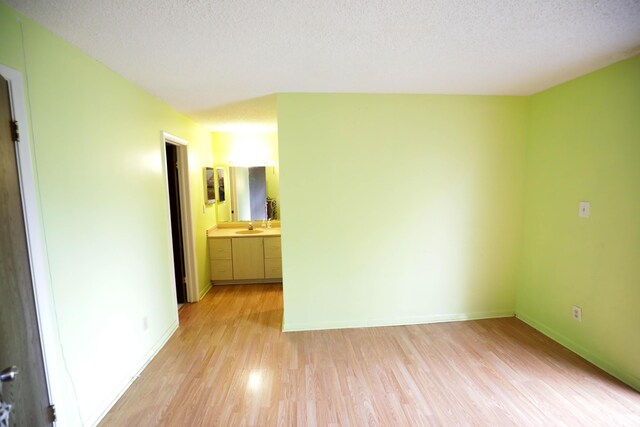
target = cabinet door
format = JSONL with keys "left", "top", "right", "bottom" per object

{"left": 263, "top": 236, "right": 281, "bottom": 258}
{"left": 232, "top": 237, "right": 265, "bottom": 280}
{"left": 264, "top": 258, "right": 282, "bottom": 279}
{"left": 211, "top": 260, "right": 233, "bottom": 281}
{"left": 209, "top": 238, "right": 232, "bottom": 260}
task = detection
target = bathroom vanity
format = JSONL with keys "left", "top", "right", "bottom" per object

{"left": 207, "top": 225, "right": 282, "bottom": 285}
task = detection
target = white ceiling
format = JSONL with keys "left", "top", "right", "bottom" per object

{"left": 6, "top": 0, "right": 640, "bottom": 129}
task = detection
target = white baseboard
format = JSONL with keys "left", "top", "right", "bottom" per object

{"left": 87, "top": 320, "right": 179, "bottom": 426}
{"left": 211, "top": 278, "right": 282, "bottom": 286}
{"left": 282, "top": 309, "right": 514, "bottom": 332}
{"left": 516, "top": 311, "right": 639, "bottom": 392}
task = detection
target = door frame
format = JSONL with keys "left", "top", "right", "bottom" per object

{"left": 0, "top": 64, "right": 64, "bottom": 423}
{"left": 161, "top": 132, "right": 199, "bottom": 303}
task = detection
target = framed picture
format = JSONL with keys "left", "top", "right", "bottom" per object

{"left": 205, "top": 167, "right": 215, "bottom": 204}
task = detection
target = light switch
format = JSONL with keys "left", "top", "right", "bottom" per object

{"left": 579, "top": 201, "right": 590, "bottom": 218}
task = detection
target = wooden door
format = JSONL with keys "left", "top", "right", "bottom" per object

{"left": 0, "top": 75, "right": 52, "bottom": 424}
{"left": 232, "top": 238, "right": 265, "bottom": 280}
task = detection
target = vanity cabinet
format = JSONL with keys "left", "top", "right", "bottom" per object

{"left": 208, "top": 235, "right": 282, "bottom": 283}
{"left": 263, "top": 237, "right": 282, "bottom": 279}
{"left": 232, "top": 237, "right": 265, "bottom": 280}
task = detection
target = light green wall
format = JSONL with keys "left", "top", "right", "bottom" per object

{"left": 517, "top": 56, "right": 640, "bottom": 391}
{"left": 278, "top": 93, "right": 529, "bottom": 330}
{"left": 212, "top": 130, "right": 279, "bottom": 165}
{"left": 1, "top": 4, "right": 215, "bottom": 425}
{"left": 0, "top": 4, "right": 24, "bottom": 71}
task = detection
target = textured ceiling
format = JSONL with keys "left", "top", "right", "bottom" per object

{"left": 6, "top": 0, "right": 640, "bottom": 129}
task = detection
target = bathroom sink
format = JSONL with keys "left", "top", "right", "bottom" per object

{"left": 235, "top": 229, "right": 264, "bottom": 235}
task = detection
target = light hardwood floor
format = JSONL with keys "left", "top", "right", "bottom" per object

{"left": 100, "top": 284, "right": 639, "bottom": 426}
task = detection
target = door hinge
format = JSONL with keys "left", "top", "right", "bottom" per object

{"left": 10, "top": 120, "right": 19, "bottom": 143}
{"left": 182, "top": 276, "right": 187, "bottom": 285}
{"left": 47, "top": 404, "right": 57, "bottom": 423}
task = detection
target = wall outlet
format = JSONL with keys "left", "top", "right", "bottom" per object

{"left": 579, "top": 201, "right": 590, "bottom": 218}
{"left": 142, "top": 316, "right": 149, "bottom": 331}
{"left": 572, "top": 306, "right": 582, "bottom": 322}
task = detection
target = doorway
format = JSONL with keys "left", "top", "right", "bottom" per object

{"left": 165, "top": 143, "right": 187, "bottom": 304}
{"left": 162, "top": 133, "right": 199, "bottom": 304}
{"left": 0, "top": 73, "right": 52, "bottom": 424}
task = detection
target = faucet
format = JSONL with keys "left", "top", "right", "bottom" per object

{"left": 248, "top": 222, "right": 254, "bottom": 230}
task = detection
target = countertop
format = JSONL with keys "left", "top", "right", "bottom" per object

{"left": 207, "top": 226, "right": 281, "bottom": 238}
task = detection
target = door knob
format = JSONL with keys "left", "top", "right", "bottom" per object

{"left": 0, "top": 366, "right": 18, "bottom": 383}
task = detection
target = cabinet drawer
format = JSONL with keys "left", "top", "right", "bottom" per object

{"left": 209, "top": 238, "right": 232, "bottom": 260}
{"left": 264, "top": 258, "right": 282, "bottom": 279}
{"left": 264, "top": 237, "right": 281, "bottom": 259}
{"left": 211, "top": 259, "right": 233, "bottom": 280}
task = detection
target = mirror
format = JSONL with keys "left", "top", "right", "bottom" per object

{"left": 216, "top": 165, "right": 279, "bottom": 222}
{"left": 216, "top": 168, "right": 225, "bottom": 202}
{"left": 204, "top": 167, "right": 215, "bottom": 204}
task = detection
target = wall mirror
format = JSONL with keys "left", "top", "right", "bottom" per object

{"left": 216, "top": 168, "right": 225, "bottom": 202}
{"left": 205, "top": 167, "right": 215, "bottom": 204}
{"left": 216, "top": 165, "right": 279, "bottom": 222}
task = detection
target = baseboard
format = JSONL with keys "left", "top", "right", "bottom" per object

{"left": 199, "top": 282, "right": 212, "bottom": 300}
{"left": 211, "top": 278, "right": 283, "bottom": 286}
{"left": 87, "top": 319, "right": 179, "bottom": 426}
{"left": 282, "top": 309, "right": 514, "bottom": 332}
{"left": 516, "top": 311, "right": 640, "bottom": 393}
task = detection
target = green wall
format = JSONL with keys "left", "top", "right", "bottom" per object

{"left": 517, "top": 56, "right": 640, "bottom": 391}
{"left": 278, "top": 93, "right": 529, "bottom": 330}
{"left": 1, "top": 4, "right": 215, "bottom": 424}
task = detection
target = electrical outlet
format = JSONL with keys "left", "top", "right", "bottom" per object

{"left": 572, "top": 306, "right": 582, "bottom": 322}
{"left": 142, "top": 316, "right": 149, "bottom": 331}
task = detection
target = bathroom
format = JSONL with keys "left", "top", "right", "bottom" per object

{"left": 206, "top": 130, "right": 282, "bottom": 288}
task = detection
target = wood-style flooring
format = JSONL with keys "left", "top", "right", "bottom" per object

{"left": 100, "top": 284, "right": 640, "bottom": 426}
